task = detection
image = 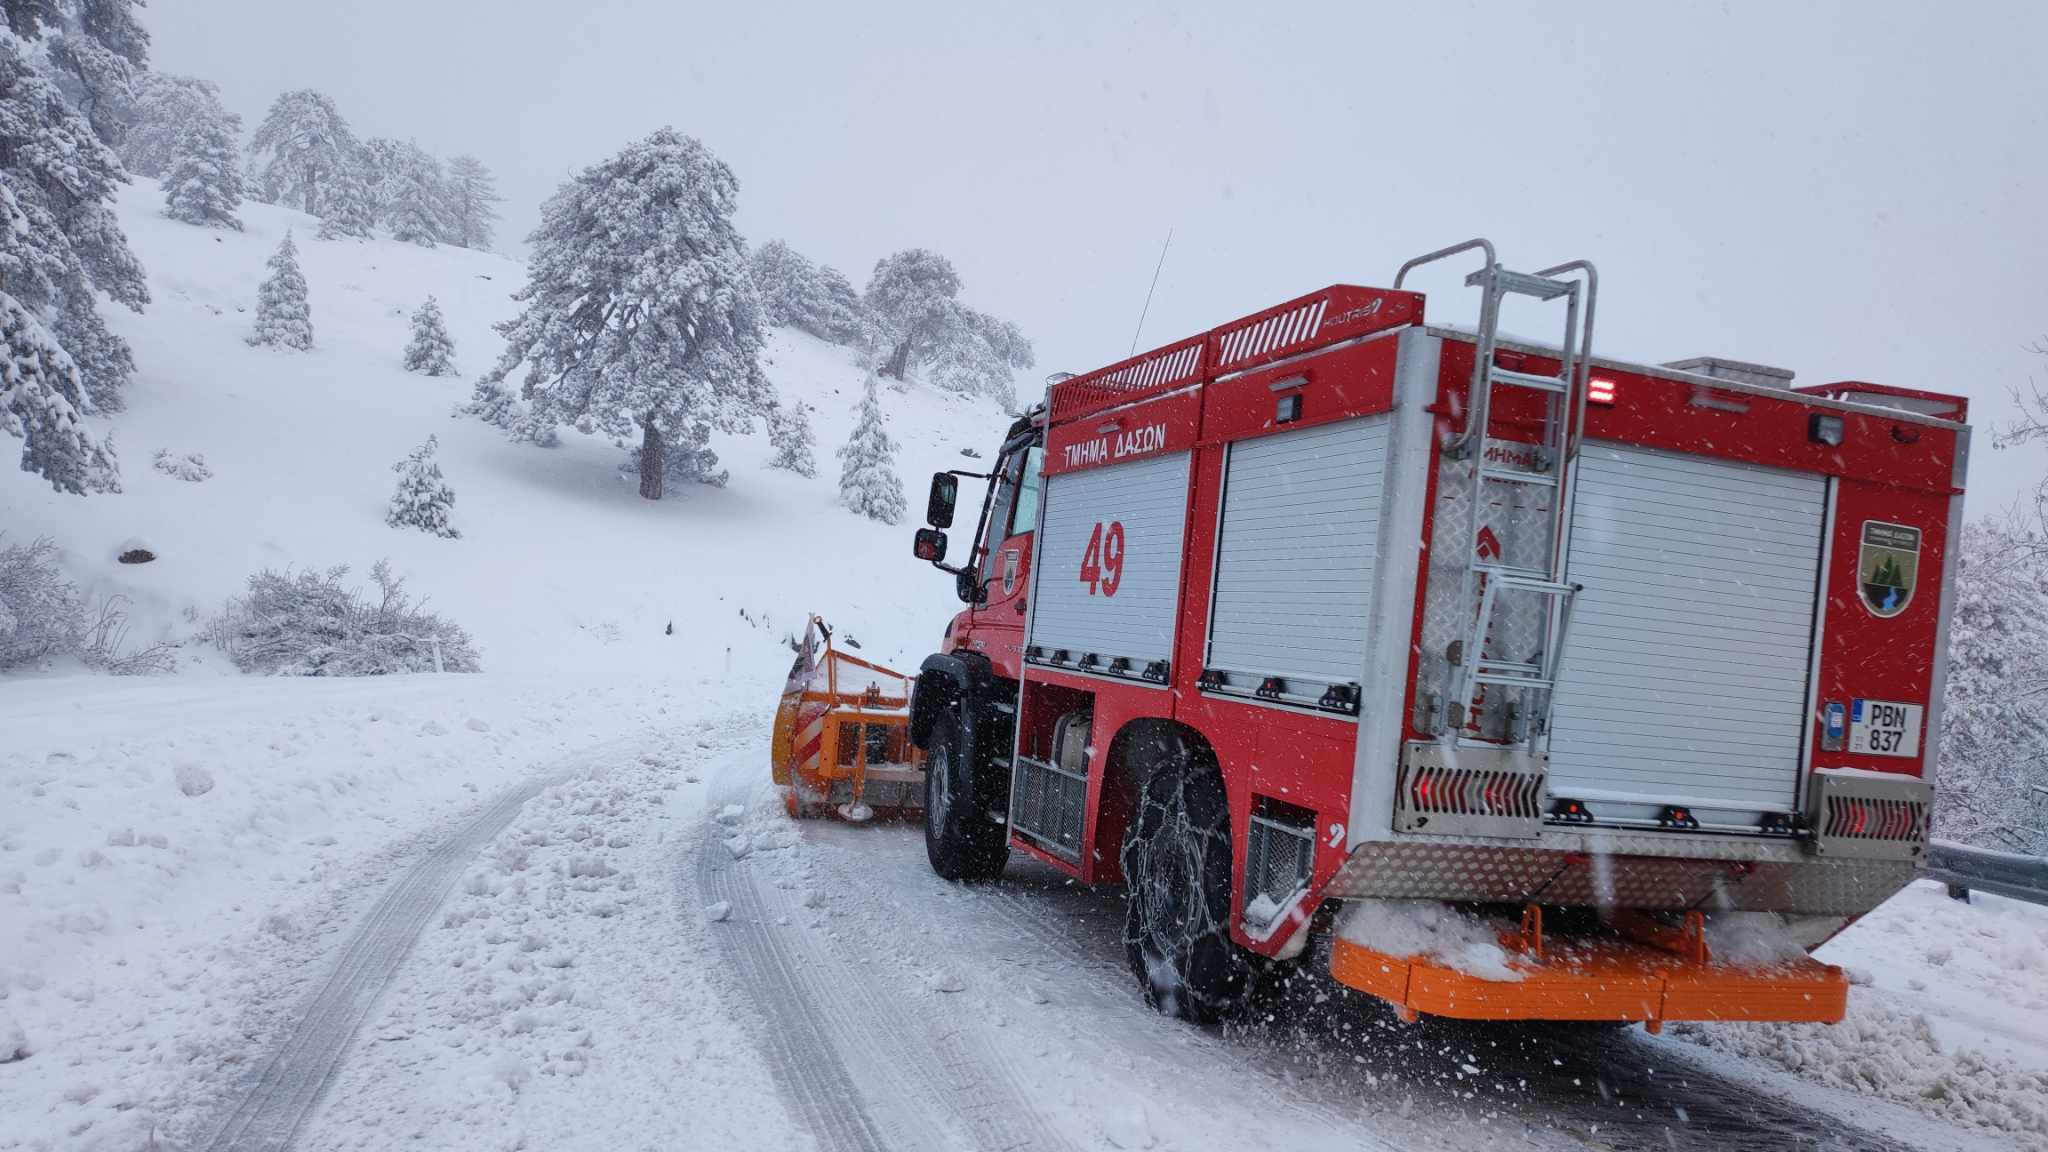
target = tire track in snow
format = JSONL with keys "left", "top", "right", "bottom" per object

{"left": 191, "top": 767, "right": 572, "bottom": 1152}
{"left": 695, "top": 769, "right": 1077, "bottom": 1152}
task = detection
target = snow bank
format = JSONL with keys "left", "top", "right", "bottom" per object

{"left": 1334, "top": 899, "right": 1523, "bottom": 982}
{"left": 1672, "top": 881, "right": 2048, "bottom": 1148}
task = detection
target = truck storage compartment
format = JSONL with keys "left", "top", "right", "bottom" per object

{"left": 1027, "top": 449, "right": 1191, "bottom": 678}
{"left": 1547, "top": 442, "right": 1827, "bottom": 828}
{"left": 1202, "top": 414, "right": 1390, "bottom": 708}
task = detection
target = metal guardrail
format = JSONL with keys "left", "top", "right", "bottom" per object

{"left": 1920, "top": 839, "right": 2048, "bottom": 907}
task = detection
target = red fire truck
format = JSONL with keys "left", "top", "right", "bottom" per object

{"left": 905, "top": 239, "right": 1966, "bottom": 1029}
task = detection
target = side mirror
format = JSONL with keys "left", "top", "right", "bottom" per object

{"left": 913, "top": 527, "right": 947, "bottom": 563}
{"left": 955, "top": 567, "right": 981, "bottom": 605}
{"left": 926, "top": 472, "right": 958, "bottom": 528}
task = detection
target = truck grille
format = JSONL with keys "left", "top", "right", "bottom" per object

{"left": 1011, "top": 756, "right": 1087, "bottom": 862}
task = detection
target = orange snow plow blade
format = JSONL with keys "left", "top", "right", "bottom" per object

{"left": 1328, "top": 908, "right": 1848, "bottom": 1032}
{"left": 771, "top": 615, "right": 924, "bottom": 821}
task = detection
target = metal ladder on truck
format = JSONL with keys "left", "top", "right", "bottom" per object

{"left": 1393, "top": 240, "right": 1598, "bottom": 749}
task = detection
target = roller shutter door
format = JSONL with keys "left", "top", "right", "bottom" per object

{"left": 1206, "top": 416, "right": 1390, "bottom": 688}
{"left": 1548, "top": 443, "right": 1826, "bottom": 816}
{"left": 1029, "top": 451, "right": 1191, "bottom": 672}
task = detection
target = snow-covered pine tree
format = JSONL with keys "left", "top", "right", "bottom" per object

{"left": 812, "top": 264, "right": 868, "bottom": 345}
{"left": 0, "top": 14, "right": 150, "bottom": 463}
{"left": 121, "top": 73, "right": 228, "bottom": 179}
{"left": 752, "top": 240, "right": 822, "bottom": 328}
{"left": 386, "top": 435, "right": 460, "bottom": 538}
{"left": 863, "top": 250, "right": 1033, "bottom": 400}
{"left": 163, "top": 106, "right": 245, "bottom": 229}
{"left": 2, "top": 293, "right": 120, "bottom": 495}
{"left": 766, "top": 399, "right": 818, "bottom": 477}
{"left": 618, "top": 420, "right": 727, "bottom": 488}
{"left": 442, "top": 155, "right": 502, "bottom": 250}
{"left": 384, "top": 143, "right": 446, "bottom": 247}
{"left": 316, "top": 158, "right": 378, "bottom": 240}
{"left": 403, "top": 296, "right": 456, "bottom": 375}
{"left": 865, "top": 249, "right": 960, "bottom": 380}
{"left": 249, "top": 90, "right": 359, "bottom": 217}
{"left": 472, "top": 127, "right": 772, "bottom": 500}
{"left": 837, "top": 374, "right": 905, "bottom": 523}
{"left": 248, "top": 232, "right": 313, "bottom": 350}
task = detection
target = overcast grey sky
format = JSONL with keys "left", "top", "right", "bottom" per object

{"left": 152, "top": 1, "right": 2046, "bottom": 510}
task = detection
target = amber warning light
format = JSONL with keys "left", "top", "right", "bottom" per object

{"left": 1587, "top": 378, "right": 1618, "bottom": 405}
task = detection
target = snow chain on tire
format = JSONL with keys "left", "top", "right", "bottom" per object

{"left": 1120, "top": 751, "right": 1250, "bottom": 1023}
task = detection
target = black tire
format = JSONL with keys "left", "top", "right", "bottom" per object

{"left": 1120, "top": 752, "right": 1250, "bottom": 1024}
{"left": 923, "top": 706, "right": 1008, "bottom": 882}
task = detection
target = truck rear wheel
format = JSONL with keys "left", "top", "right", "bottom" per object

{"left": 1121, "top": 755, "right": 1249, "bottom": 1023}
{"left": 923, "top": 708, "right": 1008, "bottom": 882}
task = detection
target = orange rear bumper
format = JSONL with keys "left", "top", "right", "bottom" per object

{"left": 1328, "top": 910, "right": 1847, "bottom": 1031}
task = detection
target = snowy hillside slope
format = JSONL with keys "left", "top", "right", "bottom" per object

{"left": 0, "top": 182, "right": 1014, "bottom": 1150}
{"left": 1, "top": 179, "right": 1012, "bottom": 682}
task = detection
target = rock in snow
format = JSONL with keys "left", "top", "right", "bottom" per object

{"left": 704, "top": 900, "right": 732, "bottom": 923}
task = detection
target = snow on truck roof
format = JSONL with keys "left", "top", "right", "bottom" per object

{"left": 1039, "top": 282, "right": 1971, "bottom": 433}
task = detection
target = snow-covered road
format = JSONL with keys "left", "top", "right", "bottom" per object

{"left": 12, "top": 694, "right": 2034, "bottom": 1151}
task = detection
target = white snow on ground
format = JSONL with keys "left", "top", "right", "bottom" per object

{"left": 1669, "top": 880, "right": 2048, "bottom": 1149}
{"left": 298, "top": 719, "right": 800, "bottom": 1152}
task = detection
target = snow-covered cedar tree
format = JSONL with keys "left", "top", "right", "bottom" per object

{"left": 766, "top": 398, "right": 817, "bottom": 477}
{"left": 38, "top": 0, "right": 150, "bottom": 144}
{"left": 249, "top": 89, "right": 359, "bottom": 217}
{"left": 442, "top": 154, "right": 502, "bottom": 250}
{"left": 357, "top": 136, "right": 407, "bottom": 214}
{"left": 1936, "top": 519, "right": 2048, "bottom": 853}
{"left": 247, "top": 231, "right": 313, "bottom": 350}
{"left": 403, "top": 296, "right": 456, "bottom": 375}
{"left": 0, "top": 27, "right": 150, "bottom": 433}
{"left": 387, "top": 435, "right": 460, "bottom": 538}
{"left": 472, "top": 127, "right": 772, "bottom": 500}
{"left": 750, "top": 240, "right": 865, "bottom": 345}
{"left": 863, "top": 249, "right": 1034, "bottom": 401}
{"left": 163, "top": 103, "right": 245, "bottom": 229}
{"left": 837, "top": 374, "right": 905, "bottom": 524}
{"left": 617, "top": 419, "right": 726, "bottom": 488}
{"left": 120, "top": 72, "right": 226, "bottom": 179}
{"left": 0, "top": 535, "right": 83, "bottom": 670}
{"left": 383, "top": 142, "right": 446, "bottom": 246}
{"left": 208, "top": 560, "right": 480, "bottom": 676}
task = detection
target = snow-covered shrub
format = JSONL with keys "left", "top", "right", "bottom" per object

{"left": 208, "top": 560, "right": 480, "bottom": 676}
{"left": 403, "top": 296, "right": 456, "bottom": 375}
{"left": 248, "top": 231, "right": 313, "bottom": 350}
{"left": 766, "top": 400, "right": 818, "bottom": 477}
{"left": 387, "top": 436, "right": 460, "bottom": 538}
{"left": 837, "top": 374, "right": 905, "bottom": 524}
{"left": 152, "top": 449, "right": 212, "bottom": 481}
{"left": 0, "top": 536, "right": 169, "bottom": 674}
{"left": 0, "top": 536, "right": 83, "bottom": 670}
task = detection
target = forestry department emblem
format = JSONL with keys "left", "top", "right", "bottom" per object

{"left": 1857, "top": 521, "right": 1920, "bottom": 618}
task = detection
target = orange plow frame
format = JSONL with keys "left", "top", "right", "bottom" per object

{"left": 772, "top": 616, "right": 924, "bottom": 820}
{"left": 1328, "top": 907, "right": 1848, "bottom": 1033}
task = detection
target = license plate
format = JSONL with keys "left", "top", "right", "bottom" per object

{"left": 1849, "top": 698, "right": 1921, "bottom": 758}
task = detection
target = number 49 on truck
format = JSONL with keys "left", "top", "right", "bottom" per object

{"left": 899, "top": 239, "right": 1967, "bottom": 1030}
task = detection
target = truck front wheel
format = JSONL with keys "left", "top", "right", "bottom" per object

{"left": 923, "top": 707, "right": 1008, "bottom": 882}
{"left": 1121, "top": 756, "right": 1249, "bottom": 1023}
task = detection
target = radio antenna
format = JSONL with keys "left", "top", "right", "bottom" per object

{"left": 1129, "top": 227, "right": 1173, "bottom": 355}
